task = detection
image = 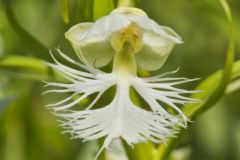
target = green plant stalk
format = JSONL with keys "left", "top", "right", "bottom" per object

{"left": 156, "top": 0, "right": 235, "bottom": 159}
{"left": 60, "top": 0, "right": 70, "bottom": 24}
{"left": 77, "top": 0, "right": 94, "bottom": 22}
{"left": 76, "top": 0, "right": 85, "bottom": 22}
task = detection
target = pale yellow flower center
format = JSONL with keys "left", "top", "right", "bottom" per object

{"left": 111, "top": 23, "right": 143, "bottom": 75}
{"left": 111, "top": 24, "right": 143, "bottom": 53}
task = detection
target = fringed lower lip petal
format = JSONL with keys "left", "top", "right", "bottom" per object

{"left": 44, "top": 49, "right": 200, "bottom": 160}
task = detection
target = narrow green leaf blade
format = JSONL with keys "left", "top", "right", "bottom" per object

{"left": 226, "top": 78, "right": 240, "bottom": 94}
{"left": 0, "top": 55, "right": 48, "bottom": 73}
{"left": 76, "top": 0, "right": 85, "bottom": 22}
{"left": 184, "top": 0, "right": 234, "bottom": 118}
{"left": 60, "top": 0, "right": 70, "bottom": 24}
{"left": 77, "top": 0, "right": 94, "bottom": 22}
{"left": 0, "top": 55, "right": 50, "bottom": 80}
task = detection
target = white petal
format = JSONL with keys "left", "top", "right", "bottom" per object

{"left": 84, "top": 14, "right": 131, "bottom": 43}
{"left": 113, "top": 9, "right": 183, "bottom": 71}
{"left": 55, "top": 76, "right": 181, "bottom": 159}
{"left": 65, "top": 7, "right": 183, "bottom": 69}
{"left": 65, "top": 23, "right": 113, "bottom": 67}
{"left": 65, "top": 22, "right": 93, "bottom": 44}
{"left": 130, "top": 15, "right": 182, "bottom": 43}
{"left": 126, "top": 14, "right": 182, "bottom": 71}
{"left": 77, "top": 41, "right": 115, "bottom": 67}
{"left": 77, "top": 14, "right": 131, "bottom": 67}
{"left": 65, "top": 14, "right": 132, "bottom": 67}
{"left": 135, "top": 32, "right": 175, "bottom": 71}
{"left": 44, "top": 49, "right": 200, "bottom": 159}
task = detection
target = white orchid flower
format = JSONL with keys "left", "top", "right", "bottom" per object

{"left": 44, "top": 7, "right": 200, "bottom": 160}
{"left": 65, "top": 7, "right": 182, "bottom": 71}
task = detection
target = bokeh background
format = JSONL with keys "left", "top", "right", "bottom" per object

{"left": 0, "top": 0, "right": 239, "bottom": 160}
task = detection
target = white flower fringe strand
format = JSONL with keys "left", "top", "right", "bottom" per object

{"left": 43, "top": 49, "right": 200, "bottom": 160}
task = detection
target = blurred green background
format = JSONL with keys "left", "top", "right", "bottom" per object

{"left": 0, "top": 0, "right": 239, "bottom": 160}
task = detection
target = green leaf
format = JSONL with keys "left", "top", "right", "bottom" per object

{"left": 76, "top": 0, "right": 85, "bottom": 22}
{"left": 0, "top": 70, "right": 49, "bottom": 81}
{"left": 155, "top": 0, "right": 235, "bottom": 159}
{"left": 93, "top": 0, "right": 114, "bottom": 21}
{"left": 77, "top": 0, "right": 94, "bottom": 22}
{"left": 184, "top": 0, "right": 234, "bottom": 119}
{"left": 226, "top": 78, "right": 240, "bottom": 94}
{"left": 4, "top": 2, "right": 49, "bottom": 60}
{"left": 0, "top": 55, "right": 48, "bottom": 73}
{"left": 60, "top": 0, "right": 70, "bottom": 24}
{"left": 0, "top": 55, "right": 50, "bottom": 80}
{"left": 155, "top": 60, "right": 240, "bottom": 160}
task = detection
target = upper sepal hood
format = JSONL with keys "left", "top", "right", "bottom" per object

{"left": 65, "top": 7, "right": 182, "bottom": 71}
